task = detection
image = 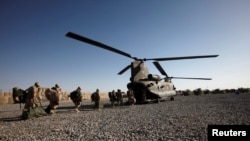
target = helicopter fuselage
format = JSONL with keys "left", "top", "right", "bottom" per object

{"left": 127, "top": 60, "right": 176, "bottom": 103}
{"left": 127, "top": 80, "right": 176, "bottom": 103}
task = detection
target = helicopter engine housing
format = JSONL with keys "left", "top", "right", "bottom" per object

{"left": 148, "top": 74, "right": 161, "bottom": 81}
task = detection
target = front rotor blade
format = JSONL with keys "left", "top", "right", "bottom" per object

{"left": 118, "top": 65, "right": 131, "bottom": 75}
{"left": 66, "top": 32, "right": 133, "bottom": 59}
{"left": 170, "top": 77, "right": 212, "bottom": 80}
{"left": 153, "top": 62, "right": 168, "bottom": 77}
{"left": 146, "top": 55, "right": 219, "bottom": 61}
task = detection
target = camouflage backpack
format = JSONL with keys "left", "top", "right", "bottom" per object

{"left": 70, "top": 90, "right": 82, "bottom": 102}
{"left": 12, "top": 87, "right": 27, "bottom": 104}
{"left": 91, "top": 92, "right": 100, "bottom": 102}
{"left": 21, "top": 105, "right": 46, "bottom": 120}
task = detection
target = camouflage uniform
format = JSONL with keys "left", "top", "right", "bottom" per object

{"left": 91, "top": 89, "right": 100, "bottom": 109}
{"left": 24, "top": 82, "right": 40, "bottom": 109}
{"left": 45, "top": 84, "right": 61, "bottom": 114}
{"left": 52, "top": 84, "right": 62, "bottom": 95}
{"left": 52, "top": 84, "right": 62, "bottom": 103}
{"left": 116, "top": 89, "right": 123, "bottom": 106}
{"left": 22, "top": 82, "right": 41, "bottom": 118}
{"left": 70, "top": 87, "right": 82, "bottom": 112}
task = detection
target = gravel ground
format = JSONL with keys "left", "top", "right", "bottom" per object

{"left": 0, "top": 93, "right": 249, "bottom": 141}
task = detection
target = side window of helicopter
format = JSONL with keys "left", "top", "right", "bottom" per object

{"left": 163, "top": 85, "right": 169, "bottom": 90}
{"left": 158, "top": 85, "right": 166, "bottom": 90}
{"left": 147, "top": 83, "right": 154, "bottom": 87}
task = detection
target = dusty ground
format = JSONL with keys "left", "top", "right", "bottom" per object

{"left": 0, "top": 93, "right": 249, "bottom": 140}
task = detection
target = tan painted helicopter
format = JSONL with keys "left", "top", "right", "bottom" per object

{"left": 66, "top": 32, "right": 218, "bottom": 103}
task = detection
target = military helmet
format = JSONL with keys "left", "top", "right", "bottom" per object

{"left": 34, "top": 82, "right": 40, "bottom": 87}
{"left": 55, "top": 84, "right": 59, "bottom": 88}
{"left": 77, "top": 86, "right": 81, "bottom": 90}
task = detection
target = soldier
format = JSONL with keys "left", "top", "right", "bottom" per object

{"left": 21, "top": 82, "right": 41, "bottom": 119}
{"left": 91, "top": 89, "right": 100, "bottom": 109}
{"left": 108, "top": 90, "right": 116, "bottom": 107}
{"left": 52, "top": 84, "right": 62, "bottom": 95}
{"left": 69, "top": 86, "right": 82, "bottom": 112}
{"left": 116, "top": 89, "right": 123, "bottom": 106}
{"left": 44, "top": 84, "right": 62, "bottom": 114}
{"left": 52, "top": 83, "right": 62, "bottom": 102}
{"left": 127, "top": 88, "right": 136, "bottom": 105}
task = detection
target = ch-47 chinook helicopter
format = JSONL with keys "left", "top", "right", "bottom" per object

{"left": 66, "top": 32, "right": 218, "bottom": 103}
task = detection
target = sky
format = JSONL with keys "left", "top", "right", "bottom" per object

{"left": 1, "top": 0, "right": 250, "bottom": 93}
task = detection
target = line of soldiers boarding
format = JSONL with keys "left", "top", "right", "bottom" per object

{"left": 13, "top": 82, "right": 135, "bottom": 120}
{"left": 108, "top": 88, "right": 136, "bottom": 107}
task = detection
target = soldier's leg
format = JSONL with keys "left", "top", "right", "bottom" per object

{"left": 52, "top": 100, "right": 59, "bottom": 112}
{"left": 111, "top": 100, "right": 114, "bottom": 107}
{"left": 96, "top": 101, "right": 100, "bottom": 109}
{"left": 118, "top": 99, "right": 121, "bottom": 106}
{"left": 50, "top": 102, "right": 55, "bottom": 114}
{"left": 121, "top": 98, "right": 123, "bottom": 106}
{"left": 74, "top": 101, "right": 80, "bottom": 112}
{"left": 94, "top": 101, "right": 96, "bottom": 109}
{"left": 22, "top": 99, "right": 32, "bottom": 119}
{"left": 45, "top": 105, "right": 51, "bottom": 114}
{"left": 23, "top": 100, "right": 31, "bottom": 111}
{"left": 94, "top": 101, "right": 98, "bottom": 109}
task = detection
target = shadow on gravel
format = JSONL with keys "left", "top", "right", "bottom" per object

{"left": 58, "top": 103, "right": 131, "bottom": 111}
{"left": 0, "top": 109, "right": 21, "bottom": 112}
{"left": 57, "top": 104, "right": 95, "bottom": 110}
{"left": 0, "top": 116, "right": 21, "bottom": 122}
{"left": 102, "top": 104, "right": 131, "bottom": 109}
{"left": 55, "top": 104, "right": 96, "bottom": 113}
{"left": 57, "top": 105, "right": 76, "bottom": 110}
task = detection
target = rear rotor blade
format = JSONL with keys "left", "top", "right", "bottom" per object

{"left": 146, "top": 55, "right": 219, "bottom": 61}
{"left": 153, "top": 62, "right": 168, "bottom": 77}
{"left": 66, "top": 32, "right": 133, "bottom": 59}
{"left": 170, "top": 77, "right": 212, "bottom": 80}
{"left": 118, "top": 65, "right": 131, "bottom": 75}
{"left": 154, "top": 61, "right": 212, "bottom": 80}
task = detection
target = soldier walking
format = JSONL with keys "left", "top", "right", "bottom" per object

{"left": 108, "top": 90, "right": 116, "bottom": 107}
{"left": 116, "top": 89, "right": 123, "bottom": 106}
{"left": 52, "top": 84, "right": 62, "bottom": 95}
{"left": 91, "top": 89, "right": 100, "bottom": 109}
{"left": 44, "top": 84, "right": 62, "bottom": 114}
{"left": 21, "top": 82, "right": 42, "bottom": 119}
{"left": 69, "top": 87, "right": 82, "bottom": 112}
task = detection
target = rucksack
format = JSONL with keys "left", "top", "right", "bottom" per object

{"left": 21, "top": 106, "right": 46, "bottom": 120}
{"left": 70, "top": 90, "right": 82, "bottom": 102}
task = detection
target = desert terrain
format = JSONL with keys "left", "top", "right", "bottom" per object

{"left": 0, "top": 93, "right": 249, "bottom": 141}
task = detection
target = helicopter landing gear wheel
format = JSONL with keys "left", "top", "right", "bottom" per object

{"left": 156, "top": 98, "right": 160, "bottom": 103}
{"left": 128, "top": 98, "right": 136, "bottom": 105}
{"left": 170, "top": 97, "right": 174, "bottom": 101}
